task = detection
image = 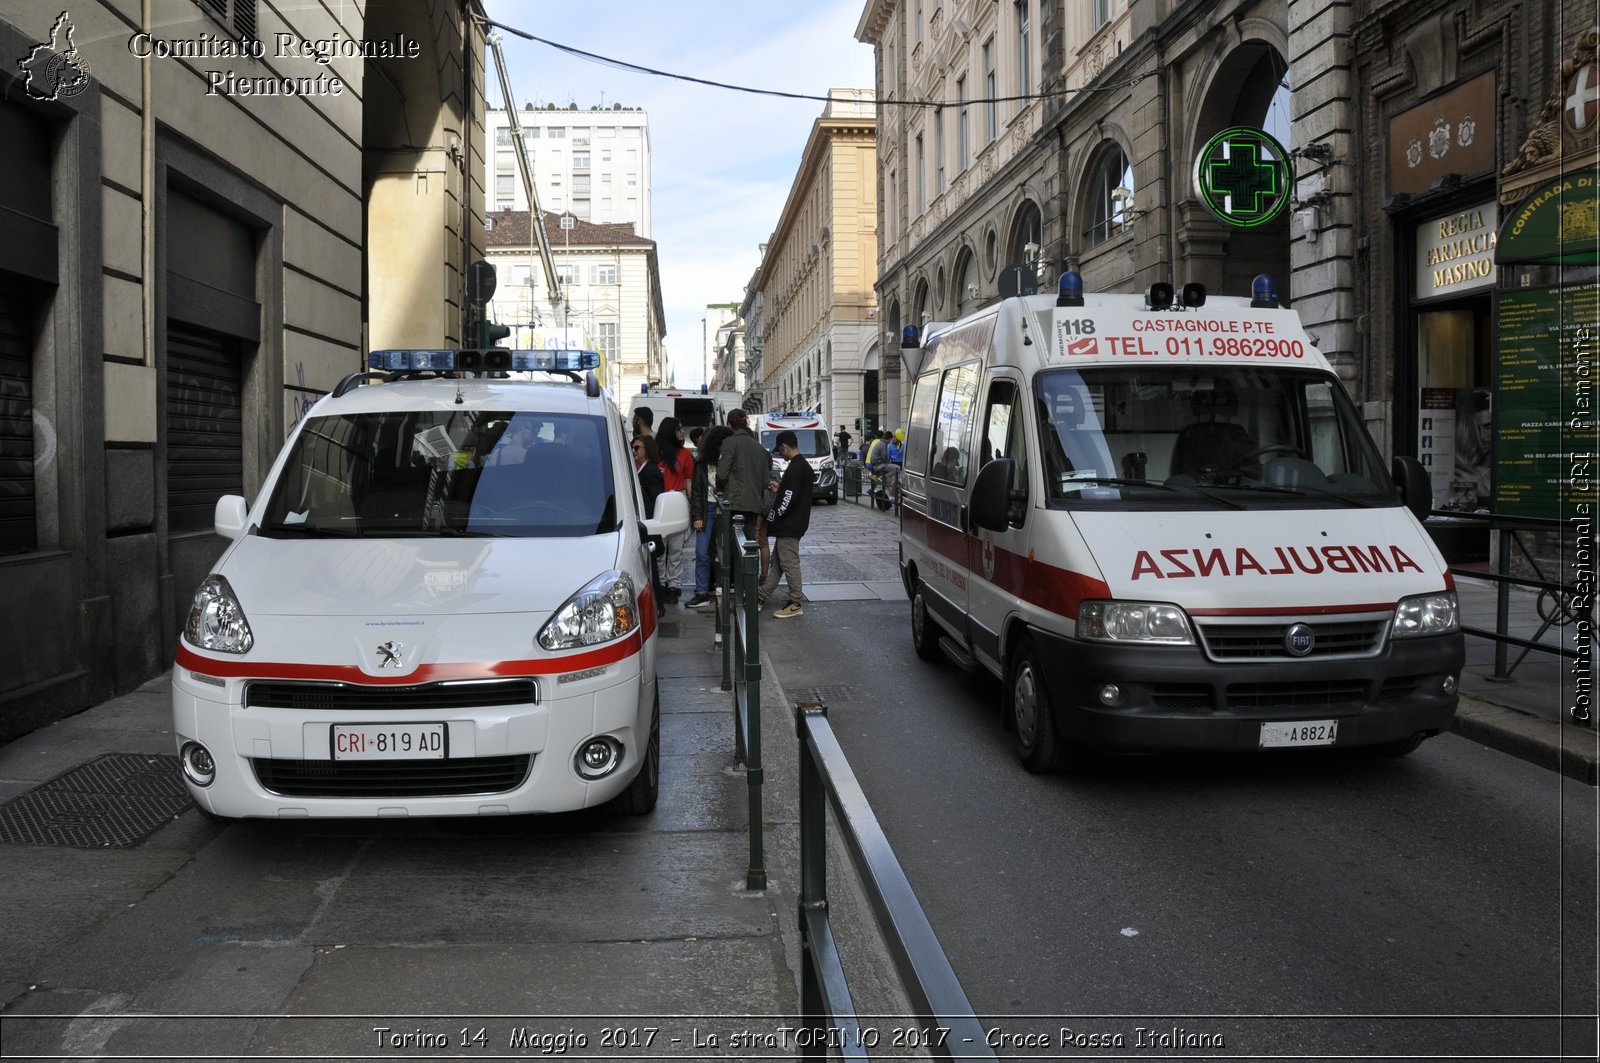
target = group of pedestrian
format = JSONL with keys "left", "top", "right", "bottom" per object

{"left": 632, "top": 404, "right": 815, "bottom": 620}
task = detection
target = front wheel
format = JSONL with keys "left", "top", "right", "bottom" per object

{"left": 1009, "top": 639, "right": 1070, "bottom": 773}
{"left": 613, "top": 693, "right": 660, "bottom": 814}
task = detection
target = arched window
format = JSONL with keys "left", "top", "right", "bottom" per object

{"left": 1008, "top": 200, "right": 1042, "bottom": 272}
{"left": 1083, "top": 143, "right": 1133, "bottom": 247}
{"left": 913, "top": 279, "right": 930, "bottom": 327}
{"left": 954, "top": 247, "right": 979, "bottom": 315}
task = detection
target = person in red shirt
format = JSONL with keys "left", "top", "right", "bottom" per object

{"left": 655, "top": 417, "right": 694, "bottom": 604}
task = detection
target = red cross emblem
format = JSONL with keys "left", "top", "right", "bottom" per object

{"left": 1566, "top": 64, "right": 1599, "bottom": 132}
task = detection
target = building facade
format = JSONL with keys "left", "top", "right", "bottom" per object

{"left": 704, "top": 302, "right": 743, "bottom": 397}
{"left": 486, "top": 104, "right": 652, "bottom": 236}
{"left": 754, "top": 89, "right": 879, "bottom": 431}
{"left": 484, "top": 210, "right": 666, "bottom": 402}
{"left": 0, "top": 1, "right": 487, "bottom": 740}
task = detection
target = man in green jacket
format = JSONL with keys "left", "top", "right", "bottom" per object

{"left": 718, "top": 409, "right": 772, "bottom": 580}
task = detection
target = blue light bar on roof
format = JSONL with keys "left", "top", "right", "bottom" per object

{"left": 367, "top": 349, "right": 602, "bottom": 372}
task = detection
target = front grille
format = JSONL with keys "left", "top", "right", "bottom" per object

{"left": 1379, "top": 677, "right": 1421, "bottom": 702}
{"left": 246, "top": 678, "right": 536, "bottom": 711}
{"left": 1151, "top": 685, "right": 1213, "bottom": 710}
{"left": 252, "top": 755, "right": 532, "bottom": 798}
{"left": 1225, "top": 680, "right": 1368, "bottom": 710}
{"left": 1198, "top": 618, "right": 1388, "bottom": 660}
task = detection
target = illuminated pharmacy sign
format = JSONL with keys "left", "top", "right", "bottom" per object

{"left": 1192, "top": 127, "right": 1295, "bottom": 228}
{"left": 1415, "top": 201, "right": 1498, "bottom": 298}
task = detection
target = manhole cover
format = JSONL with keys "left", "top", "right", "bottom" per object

{"left": 809, "top": 685, "right": 856, "bottom": 703}
{"left": 0, "top": 753, "right": 189, "bottom": 848}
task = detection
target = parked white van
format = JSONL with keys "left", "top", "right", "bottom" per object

{"left": 171, "top": 349, "right": 689, "bottom": 819}
{"left": 750, "top": 410, "right": 839, "bottom": 504}
{"left": 627, "top": 385, "right": 742, "bottom": 432}
{"left": 899, "top": 274, "right": 1463, "bottom": 771}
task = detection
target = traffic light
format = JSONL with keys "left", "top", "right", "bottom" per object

{"left": 482, "top": 321, "right": 510, "bottom": 348}
{"left": 862, "top": 415, "right": 875, "bottom": 436}
{"left": 853, "top": 417, "right": 861, "bottom": 430}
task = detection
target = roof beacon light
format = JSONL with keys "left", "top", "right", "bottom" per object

{"left": 366, "top": 349, "right": 601, "bottom": 374}
{"left": 1057, "top": 271, "right": 1085, "bottom": 307}
{"left": 901, "top": 324, "right": 921, "bottom": 349}
{"left": 1148, "top": 282, "right": 1174, "bottom": 311}
{"left": 1181, "top": 282, "right": 1208, "bottom": 308}
{"left": 1250, "top": 274, "right": 1279, "bottom": 309}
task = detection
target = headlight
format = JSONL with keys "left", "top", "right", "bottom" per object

{"left": 1391, "top": 591, "right": 1459, "bottom": 638}
{"left": 819, "top": 458, "right": 835, "bottom": 471}
{"left": 183, "top": 575, "right": 254, "bottom": 654}
{"left": 1077, "top": 601, "right": 1194, "bottom": 644}
{"left": 538, "top": 570, "right": 639, "bottom": 650}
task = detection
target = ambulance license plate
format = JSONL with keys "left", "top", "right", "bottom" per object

{"left": 332, "top": 723, "right": 446, "bottom": 760}
{"left": 1259, "top": 720, "right": 1338, "bottom": 748}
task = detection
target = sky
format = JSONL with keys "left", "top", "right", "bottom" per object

{"left": 483, "top": 0, "right": 876, "bottom": 387}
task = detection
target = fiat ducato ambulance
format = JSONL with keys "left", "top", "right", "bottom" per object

{"left": 751, "top": 410, "right": 839, "bottom": 504}
{"left": 171, "top": 349, "right": 689, "bottom": 819}
{"left": 899, "top": 275, "right": 1463, "bottom": 771}
{"left": 627, "top": 385, "right": 742, "bottom": 431}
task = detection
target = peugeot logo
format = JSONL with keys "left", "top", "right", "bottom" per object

{"left": 376, "top": 641, "right": 405, "bottom": 668}
{"left": 1284, "top": 624, "right": 1315, "bottom": 657}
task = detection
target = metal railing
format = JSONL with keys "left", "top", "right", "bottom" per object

{"left": 795, "top": 702, "right": 996, "bottom": 1061}
{"left": 715, "top": 504, "right": 766, "bottom": 890}
{"left": 1430, "top": 510, "right": 1591, "bottom": 681}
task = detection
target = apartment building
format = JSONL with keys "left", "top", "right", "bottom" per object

{"left": 0, "top": 1, "right": 487, "bottom": 738}
{"left": 486, "top": 104, "right": 652, "bottom": 237}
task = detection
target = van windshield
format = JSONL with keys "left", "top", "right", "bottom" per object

{"left": 1035, "top": 366, "right": 1397, "bottom": 509}
{"left": 260, "top": 411, "right": 618, "bottom": 538}
{"left": 760, "top": 429, "right": 831, "bottom": 457}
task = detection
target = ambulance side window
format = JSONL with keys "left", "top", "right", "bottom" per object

{"left": 930, "top": 362, "right": 980, "bottom": 484}
{"left": 979, "top": 378, "right": 1026, "bottom": 520}
{"left": 905, "top": 370, "right": 940, "bottom": 476}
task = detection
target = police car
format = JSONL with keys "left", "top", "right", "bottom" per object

{"left": 171, "top": 349, "right": 688, "bottom": 819}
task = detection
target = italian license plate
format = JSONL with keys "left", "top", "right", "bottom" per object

{"left": 332, "top": 723, "right": 446, "bottom": 760}
{"left": 1260, "top": 719, "right": 1338, "bottom": 748}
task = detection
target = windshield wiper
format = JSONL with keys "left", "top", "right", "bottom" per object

{"left": 1060, "top": 476, "right": 1180, "bottom": 491}
{"left": 262, "top": 524, "right": 363, "bottom": 538}
{"left": 1212, "top": 482, "right": 1378, "bottom": 507}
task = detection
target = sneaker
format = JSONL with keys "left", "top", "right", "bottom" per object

{"left": 773, "top": 602, "right": 804, "bottom": 619}
{"left": 695, "top": 594, "right": 720, "bottom": 613}
{"left": 684, "top": 592, "right": 712, "bottom": 608}
{"left": 756, "top": 592, "right": 769, "bottom": 609}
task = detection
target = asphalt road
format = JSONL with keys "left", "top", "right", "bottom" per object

{"left": 763, "top": 597, "right": 1598, "bottom": 1060}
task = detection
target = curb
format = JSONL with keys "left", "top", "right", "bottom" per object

{"left": 1451, "top": 697, "right": 1598, "bottom": 786}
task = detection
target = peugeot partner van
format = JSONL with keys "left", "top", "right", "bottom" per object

{"left": 751, "top": 410, "right": 839, "bottom": 504}
{"left": 171, "top": 349, "right": 689, "bottom": 818}
{"left": 899, "top": 275, "right": 1463, "bottom": 771}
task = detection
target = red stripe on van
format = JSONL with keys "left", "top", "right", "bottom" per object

{"left": 902, "top": 507, "right": 1112, "bottom": 617}
{"left": 175, "top": 629, "right": 646, "bottom": 683}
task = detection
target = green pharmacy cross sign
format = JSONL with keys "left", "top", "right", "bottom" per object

{"left": 1193, "top": 127, "right": 1295, "bottom": 228}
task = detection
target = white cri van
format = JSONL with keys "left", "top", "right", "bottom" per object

{"left": 171, "top": 349, "right": 689, "bottom": 818}
{"left": 899, "top": 274, "right": 1463, "bottom": 771}
{"left": 750, "top": 411, "right": 839, "bottom": 504}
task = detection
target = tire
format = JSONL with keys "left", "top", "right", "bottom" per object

{"left": 614, "top": 694, "right": 661, "bottom": 814}
{"left": 910, "top": 582, "right": 942, "bottom": 662}
{"left": 1008, "top": 638, "right": 1069, "bottom": 773}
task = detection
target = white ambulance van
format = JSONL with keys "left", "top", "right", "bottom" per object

{"left": 171, "top": 349, "right": 689, "bottom": 819}
{"left": 899, "top": 274, "right": 1463, "bottom": 771}
{"left": 627, "top": 385, "right": 743, "bottom": 432}
{"left": 750, "top": 410, "right": 839, "bottom": 504}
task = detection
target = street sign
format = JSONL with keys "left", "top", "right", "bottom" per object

{"left": 1192, "top": 127, "right": 1295, "bottom": 228}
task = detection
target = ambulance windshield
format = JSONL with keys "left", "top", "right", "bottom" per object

{"left": 260, "top": 411, "right": 619, "bottom": 537}
{"left": 760, "top": 429, "right": 831, "bottom": 457}
{"left": 1035, "top": 366, "right": 1395, "bottom": 508}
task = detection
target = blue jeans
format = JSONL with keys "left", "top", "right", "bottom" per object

{"left": 694, "top": 500, "right": 718, "bottom": 593}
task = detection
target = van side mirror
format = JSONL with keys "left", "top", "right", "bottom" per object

{"left": 971, "top": 458, "right": 1023, "bottom": 531}
{"left": 214, "top": 495, "right": 249, "bottom": 540}
{"left": 1391, "top": 456, "right": 1431, "bottom": 521}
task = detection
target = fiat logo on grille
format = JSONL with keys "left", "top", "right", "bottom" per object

{"left": 376, "top": 641, "right": 405, "bottom": 668}
{"left": 1284, "top": 624, "right": 1315, "bottom": 657}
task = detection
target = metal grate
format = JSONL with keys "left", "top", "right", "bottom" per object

{"left": 1225, "top": 681, "right": 1368, "bottom": 710}
{"left": 809, "top": 685, "right": 856, "bottom": 703}
{"left": 0, "top": 754, "right": 188, "bottom": 848}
